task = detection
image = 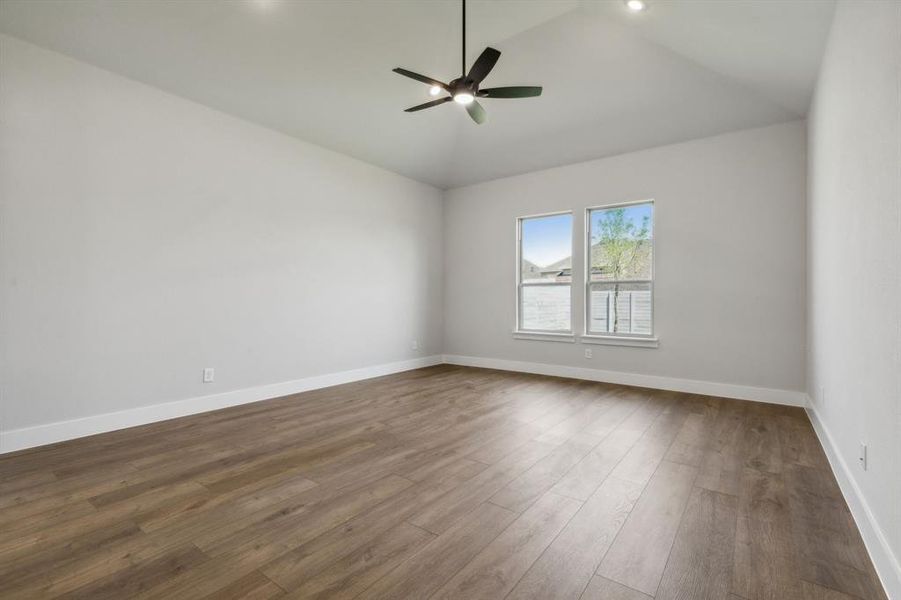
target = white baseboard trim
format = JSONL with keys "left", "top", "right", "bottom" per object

{"left": 0, "top": 353, "right": 810, "bottom": 454}
{"left": 0, "top": 355, "right": 442, "bottom": 455}
{"left": 806, "top": 401, "right": 899, "bottom": 600}
{"left": 3, "top": 352, "right": 892, "bottom": 598}
{"left": 442, "top": 354, "right": 808, "bottom": 407}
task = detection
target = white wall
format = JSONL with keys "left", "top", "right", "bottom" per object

{"left": 0, "top": 35, "right": 443, "bottom": 441}
{"left": 444, "top": 121, "right": 807, "bottom": 397}
{"left": 807, "top": 1, "right": 901, "bottom": 595}
{"left": 2, "top": 18, "right": 897, "bottom": 594}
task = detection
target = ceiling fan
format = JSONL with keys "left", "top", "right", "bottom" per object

{"left": 392, "top": 0, "right": 542, "bottom": 125}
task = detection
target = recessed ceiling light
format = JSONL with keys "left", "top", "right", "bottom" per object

{"left": 429, "top": 85, "right": 442, "bottom": 96}
{"left": 625, "top": 0, "right": 647, "bottom": 12}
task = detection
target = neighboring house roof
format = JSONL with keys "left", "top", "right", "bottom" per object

{"left": 522, "top": 259, "right": 542, "bottom": 275}
{"left": 523, "top": 240, "right": 651, "bottom": 283}
{"left": 532, "top": 240, "right": 652, "bottom": 279}
{"left": 543, "top": 256, "right": 571, "bottom": 273}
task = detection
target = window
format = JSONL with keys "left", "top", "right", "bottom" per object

{"left": 516, "top": 212, "right": 573, "bottom": 334}
{"left": 586, "top": 201, "right": 654, "bottom": 338}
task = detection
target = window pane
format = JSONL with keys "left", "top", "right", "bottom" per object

{"left": 521, "top": 285, "right": 571, "bottom": 331}
{"left": 521, "top": 213, "right": 573, "bottom": 283}
{"left": 588, "top": 203, "right": 653, "bottom": 282}
{"left": 519, "top": 212, "right": 572, "bottom": 332}
{"left": 588, "top": 282, "right": 652, "bottom": 335}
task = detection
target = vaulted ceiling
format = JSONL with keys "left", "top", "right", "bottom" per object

{"left": 0, "top": 0, "right": 835, "bottom": 188}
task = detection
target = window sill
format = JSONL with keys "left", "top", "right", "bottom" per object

{"left": 580, "top": 334, "right": 659, "bottom": 348}
{"left": 512, "top": 330, "right": 576, "bottom": 343}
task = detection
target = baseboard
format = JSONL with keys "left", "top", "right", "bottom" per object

{"left": 806, "top": 401, "right": 899, "bottom": 600}
{"left": 0, "top": 355, "right": 443, "bottom": 455}
{"left": 442, "top": 354, "right": 808, "bottom": 407}
{"left": 0, "top": 352, "right": 812, "bottom": 453}
{"left": 4, "top": 352, "right": 891, "bottom": 598}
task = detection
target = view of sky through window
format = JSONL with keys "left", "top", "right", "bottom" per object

{"left": 589, "top": 202, "right": 653, "bottom": 242}
{"left": 521, "top": 213, "right": 572, "bottom": 267}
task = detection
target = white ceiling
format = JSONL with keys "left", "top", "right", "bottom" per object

{"left": 0, "top": 0, "right": 835, "bottom": 189}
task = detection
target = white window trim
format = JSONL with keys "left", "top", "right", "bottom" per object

{"left": 584, "top": 199, "right": 657, "bottom": 345}
{"left": 580, "top": 334, "right": 659, "bottom": 348}
{"left": 513, "top": 330, "right": 576, "bottom": 343}
{"left": 514, "top": 210, "right": 574, "bottom": 337}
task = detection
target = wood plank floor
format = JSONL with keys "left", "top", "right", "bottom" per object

{"left": 0, "top": 365, "right": 887, "bottom": 599}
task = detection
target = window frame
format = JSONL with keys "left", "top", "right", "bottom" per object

{"left": 514, "top": 210, "right": 575, "bottom": 339}
{"left": 583, "top": 199, "right": 658, "bottom": 345}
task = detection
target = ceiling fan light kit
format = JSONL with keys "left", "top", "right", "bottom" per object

{"left": 392, "top": 0, "right": 542, "bottom": 124}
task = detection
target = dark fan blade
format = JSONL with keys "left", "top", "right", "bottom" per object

{"left": 478, "top": 86, "right": 543, "bottom": 98}
{"left": 392, "top": 68, "right": 448, "bottom": 90}
{"left": 465, "top": 100, "right": 487, "bottom": 124}
{"left": 404, "top": 97, "right": 452, "bottom": 112}
{"left": 466, "top": 47, "right": 500, "bottom": 84}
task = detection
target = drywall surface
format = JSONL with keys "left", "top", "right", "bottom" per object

{"left": 444, "top": 121, "right": 807, "bottom": 393}
{"left": 807, "top": 0, "right": 901, "bottom": 593}
{"left": 0, "top": 35, "right": 443, "bottom": 433}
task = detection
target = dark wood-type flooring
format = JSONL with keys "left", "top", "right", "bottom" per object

{"left": 0, "top": 365, "right": 887, "bottom": 599}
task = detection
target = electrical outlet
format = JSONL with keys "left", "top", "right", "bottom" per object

{"left": 584, "top": 348, "right": 593, "bottom": 359}
{"left": 859, "top": 442, "right": 867, "bottom": 471}
{"left": 203, "top": 367, "right": 215, "bottom": 383}
{"left": 411, "top": 340, "right": 420, "bottom": 351}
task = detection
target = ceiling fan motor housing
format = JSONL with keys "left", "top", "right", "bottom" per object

{"left": 450, "top": 77, "right": 478, "bottom": 97}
